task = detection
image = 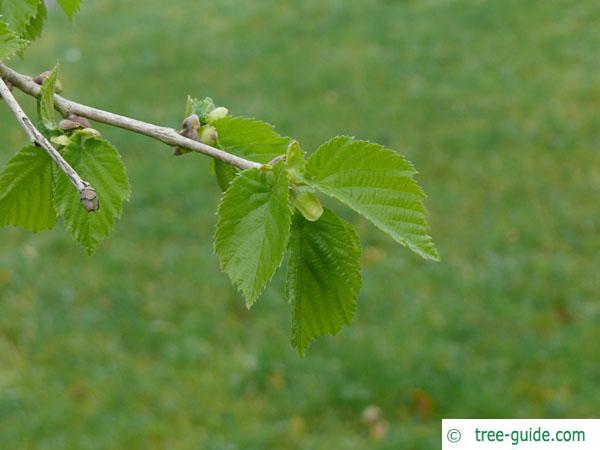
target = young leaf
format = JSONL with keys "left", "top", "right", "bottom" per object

{"left": 0, "top": 0, "right": 39, "bottom": 36}
{"left": 306, "top": 136, "right": 439, "bottom": 261}
{"left": 56, "top": 0, "right": 81, "bottom": 20}
{"left": 215, "top": 163, "right": 291, "bottom": 307}
{"left": 38, "top": 64, "right": 59, "bottom": 130}
{"left": 186, "top": 96, "right": 215, "bottom": 122}
{"left": 212, "top": 116, "right": 290, "bottom": 190}
{"left": 286, "top": 208, "right": 362, "bottom": 356}
{"left": 0, "top": 18, "right": 28, "bottom": 61}
{"left": 0, "top": 145, "right": 56, "bottom": 232}
{"left": 21, "top": 0, "right": 46, "bottom": 42}
{"left": 53, "top": 137, "right": 131, "bottom": 255}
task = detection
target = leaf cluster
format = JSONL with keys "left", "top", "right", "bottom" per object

{"left": 210, "top": 115, "right": 439, "bottom": 354}
{"left": 0, "top": 3, "right": 439, "bottom": 355}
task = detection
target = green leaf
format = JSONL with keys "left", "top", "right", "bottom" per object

{"left": 214, "top": 158, "right": 235, "bottom": 192}
{"left": 306, "top": 136, "right": 439, "bottom": 261}
{"left": 286, "top": 208, "right": 362, "bottom": 356}
{"left": 38, "top": 64, "right": 58, "bottom": 130}
{"left": 0, "top": 17, "right": 28, "bottom": 61}
{"left": 215, "top": 163, "right": 291, "bottom": 307}
{"left": 0, "top": 145, "right": 56, "bottom": 232}
{"left": 56, "top": 0, "right": 81, "bottom": 20}
{"left": 213, "top": 116, "right": 290, "bottom": 190}
{"left": 21, "top": 0, "right": 46, "bottom": 42}
{"left": 53, "top": 137, "right": 131, "bottom": 255}
{"left": 0, "top": 0, "right": 39, "bottom": 36}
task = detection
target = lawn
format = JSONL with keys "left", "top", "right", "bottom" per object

{"left": 1, "top": 0, "right": 599, "bottom": 448}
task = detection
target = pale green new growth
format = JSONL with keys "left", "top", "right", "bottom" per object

{"left": 286, "top": 209, "right": 362, "bottom": 356}
{"left": 38, "top": 64, "right": 58, "bottom": 130}
{"left": 186, "top": 96, "right": 215, "bottom": 121}
{"left": 0, "top": 18, "right": 27, "bottom": 60}
{"left": 215, "top": 163, "right": 291, "bottom": 307}
{"left": 53, "top": 137, "right": 131, "bottom": 255}
{"left": 285, "top": 140, "right": 306, "bottom": 184}
{"left": 306, "top": 136, "right": 439, "bottom": 261}
{"left": 213, "top": 116, "right": 290, "bottom": 190}
{"left": 0, "top": 145, "right": 56, "bottom": 232}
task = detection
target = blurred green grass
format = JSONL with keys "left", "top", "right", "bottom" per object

{"left": 1, "top": 0, "right": 600, "bottom": 448}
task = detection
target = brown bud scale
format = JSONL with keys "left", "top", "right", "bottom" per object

{"left": 67, "top": 115, "right": 92, "bottom": 128}
{"left": 80, "top": 187, "right": 99, "bottom": 212}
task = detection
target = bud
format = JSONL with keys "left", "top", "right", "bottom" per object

{"left": 33, "top": 71, "right": 63, "bottom": 93}
{"left": 66, "top": 114, "right": 91, "bottom": 128}
{"left": 51, "top": 135, "right": 72, "bottom": 147}
{"left": 76, "top": 128, "right": 102, "bottom": 139}
{"left": 199, "top": 125, "right": 218, "bottom": 146}
{"left": 58, "top": 118, "right": 82, "bottom": 131}
{"left": 207, "top": 106, "right": 228, "bottom": 123}
{"left": 285, "top": 140, "right": 306, "bottom": 183}
{"left": 182, "top": 114, "right": 200, "bottom": 131}
{"left": 293, "top": 191, "right": 323, "bottom": 222}
{"left": 80, "top": 186, "right": 99, "bottom": 212}
{"left": 33, "top": 71, "right": 51, "bottom": 85}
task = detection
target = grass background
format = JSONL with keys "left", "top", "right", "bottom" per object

{"left": 1, "top": 0, "right": 600, "bottom": 448}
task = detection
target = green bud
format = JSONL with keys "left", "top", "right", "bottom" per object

{"left": 285, "top": 140, "right": 306, "bottom": 184}
{"left": 76, "top": 128, "right": 102, "bottom": 139}
{"left": 293, "top": 191, "right": 323, "bottom": 222}
{"left": 207, "top": 106, "right": 229, "bottom": 123}
{"left": 199, "top": 125, "right": 218, "bottom": 145}
{"left": 51, "top": 135, "right": 72, "bottom": 147}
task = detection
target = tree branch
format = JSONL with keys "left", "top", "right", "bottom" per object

{"left": 0, "top": 64, "right": 261, "bottom": 171}
{"left": 0, "top": 73, "right": 99, "bottom": 212}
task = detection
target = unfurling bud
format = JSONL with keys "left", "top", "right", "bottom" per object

{"left": 207, "top": 106, "right": 228, "bottom": 123}
{"left": 51, "top": 135, "right": 72, "bottom": 147}
{"left": 293, "top": 191, "right": 324, "bottom": 222}
{"left": 76, "top": 128, "right": 102, "bottom": 139}
{"left": 33, "top": 71, "right": 63, "bottom": 93}
{"left": 285, "top": 140, "right": 306, "bottom": 183}
{"left": 199, "top": 125, "right": 218, "bottom": 146}
{"left": 80, "top": 186, "right": 99, "bottom": 212}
